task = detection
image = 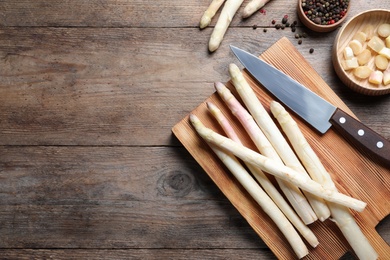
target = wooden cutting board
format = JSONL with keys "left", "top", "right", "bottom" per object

{"left": 172, "top": 37, "right": 390, "bottom": 259}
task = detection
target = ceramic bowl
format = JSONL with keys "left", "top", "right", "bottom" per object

{"left": 297, "top": 0, "right": 350, "bottom": 32}
{"left": 332, "top": 9, "right": 390, "bottom": 96}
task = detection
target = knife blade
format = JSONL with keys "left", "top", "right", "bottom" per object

{"left": 230, "top": 45, "right": 390, "bottom": 166}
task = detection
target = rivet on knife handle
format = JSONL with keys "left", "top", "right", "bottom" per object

{"left": 329, "top": 109, "right": 390, "bottom": 166}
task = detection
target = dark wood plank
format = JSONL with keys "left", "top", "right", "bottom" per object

{"left": 0, "top": 0, "right": 381, "bottom": 28}
{"left": 0, "top": 0, "right": 305, "bottom": 27}
{"left": 0, "top": 204, "right": 264, "bottom": 249}
{"left": 0, "top": 146, "right": 223, "bottom": 204}
{"left": 0, "top": 249, "right": 277, "bottom": 259}
{"left": 0, "top": 146, "right": 266, "bottom": 249}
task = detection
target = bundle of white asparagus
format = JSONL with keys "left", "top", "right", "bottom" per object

{"left": 200, "top": 0, "right": 273, "bottom": 52}
{"left": 189, "top": 64, "right": 378, "bottom": 259}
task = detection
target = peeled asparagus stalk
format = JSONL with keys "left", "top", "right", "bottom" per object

{"left": 269, "top": 101, "right": 378, "bottom": 260}
{"left": 207, "top": 100, "right": 319, "bottom": 248}
{"left": 209, "top": 144, "right": 309, "bottom": 258}
{"left": 214, "top": 82, "right": 317, "bottom": 224}
{"left": 214, "top": 82, "right": 280, "bottom": 160}
{"left": 200, "top": 0, "right": 226, "bottom": 29}
{"left": 228, "top": 63, "right": 331, "bottom": 222}
{"left": 189, "top": 114, "right": 367, "bottom": 212}
{"left": 209, "top": 0, "right": 244, "bottom": 52}
{"left": 269, "top": 101, "right": 334, "bottom": 187}
{"left": 329, "top": 203, "right": 378, "bottom": 260}
{"left": 242, "top": 0, "right": 272, "bottom": 18}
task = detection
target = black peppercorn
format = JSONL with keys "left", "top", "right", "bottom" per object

{"left": 309, "top": 48, "right": 314, "bottom": 53}
{"left": 313, "top": 17, "right": 321, "bottom": 24}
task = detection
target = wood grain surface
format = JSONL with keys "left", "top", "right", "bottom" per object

{"left": 0, "top": 0, "right": 389, "bottom": 259}
{"left": 173, "top": 37, "right": 390, "bottom": 259}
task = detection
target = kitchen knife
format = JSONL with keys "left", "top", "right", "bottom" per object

{"left": 230, "top": 45, "right": 390, "bottom": 166}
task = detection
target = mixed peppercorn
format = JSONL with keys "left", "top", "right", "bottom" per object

{"left": 301, "top": 0, "right": 349, "bottom": 25}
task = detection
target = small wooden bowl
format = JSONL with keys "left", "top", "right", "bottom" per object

{"left": 332, "top": 9, "right": 390, "bottom": 96}
{"left": 297, "top": 0, "right": 350, "bottom": 32}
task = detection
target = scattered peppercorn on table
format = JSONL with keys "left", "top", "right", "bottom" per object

{"left": 0, "top": 1, "right": 389, "bottom": 259}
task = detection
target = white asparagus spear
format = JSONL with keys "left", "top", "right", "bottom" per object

{"left": 189, "top": 114, "right": 367, "bottom": 212}
{"left": 329, "top": 203, "right": 378, "bottom": 260}
{"left": 242, "top": 0, "right": 272, "bottom": 18}
{"left": 200, "top": 0, "right": 226, "bottom": 29}
{"left": 209, "top": 0, "right": 244, "bottom": 52}
{"left": 269, "top": 101, "right": 334, "bottom": 187}
{"left": 209, "top": 144, "right": 309, "bottom": 259}
{"left": 228, "top": 63, "right": 331, "bottom": 222}
{"left": 214, "top": 82, "right": 281, "bottom": 159}
{"left": 207, "top": 100, "right": 319, "bottom": 247}
{"left": 214, "top": 82, "right": 318, "bottom": 224}
{"left": 269, "top": 101, "right": 378, "bottom": 260}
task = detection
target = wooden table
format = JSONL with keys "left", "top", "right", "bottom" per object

{"left": 0, "top": 1, "right": 389, "bottom": 259}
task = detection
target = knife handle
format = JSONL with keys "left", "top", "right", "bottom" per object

{"left": 330, "top": 108, "right": 390, "bottom": 167}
